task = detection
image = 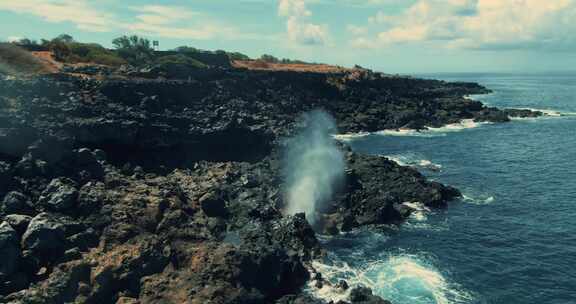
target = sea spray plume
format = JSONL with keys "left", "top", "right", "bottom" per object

{"left": 283, "top": 110, "right": 345, "bottom": 224}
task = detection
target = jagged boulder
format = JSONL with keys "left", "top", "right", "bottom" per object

{"left": 4, "top": 214, "right": 32, "bottom": 236}
{"left": 317, "top": 153, "right": 461, "bottom": 234}
{"left": 0, "top": 260, "right": 90, "bottom": 303}
{"left": 139, "top": 241, "right": 309, "bottom": 303}
{"left": 21, "top": 213, "right": 66, "bottom": 258}
{"left": 38, "top": 178, "right": 78, "bottom": 211}
{"left": 2, "top": 191, "right": 33, "bottom": 215}
{"left": 0, "top": 221, "right": 20, "bottom": 279}
{"left": 348, "top": 286, "right": 391, "bottom": 304}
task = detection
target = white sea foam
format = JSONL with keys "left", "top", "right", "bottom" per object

{"left": 464, "top": 93, "right": 494, "bottom": 103}
{"left": 512, "top": 107, "right": 576, "bottom": 118}
{"left": 378, "top": 119, "right": 489, "bottom": 137}
{"left": 376, "top": 128, "right": 430, "bottom": 137}
{"left": 335, "top": 119, "right": 489, "bottom": 141}
{"left": 310, "top": 254, "right": 473, "bottom": 304}
{"left": 386, "top": 154, "right": 443, "bottom": 172}
{"left": 402, "top": 202, "right": 431, "bottom": 222}
{"left": 426, "top": 119, "right": 490, "bottom": 133}
{"left": 462, "top": 193, "right": 495, "bottom": 205}
{"left": 332, "top": 132, "right": 370, "bottom": 141}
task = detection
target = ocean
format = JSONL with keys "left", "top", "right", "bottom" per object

{"left": 315, "top": 73, "right": 576, "bottom": 304}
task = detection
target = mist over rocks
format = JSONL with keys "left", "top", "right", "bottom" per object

{"left": 283, "top": 110, "right": 345, "bottom": 224}
{"left": 0, "top": 67, "right": 532, "bottom": 303}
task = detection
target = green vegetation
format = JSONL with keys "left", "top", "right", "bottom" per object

{"left": 227, "top": 52, "right": 251, "bottom": 61}
{"left": 153, "top": 54, "right": 208, "bottom": 77}
{"left": 67, "top": 43, "right": 126, "bottom": 66}
{"left": 112, "top": 35, "right": 154, "bottom": 66}
{"left": 259, "top": 54, "right": 279, "bottom": 63}
{"left": 155, "top": 54, "right": 206, "bottom": 68}
{"left": 13, "top": 34, "right": 127, "bottom": 66}
{"left": 258, "top": 54, "right": 310, "bottom": 65}
{"left": 174, "top": 45, "right": 250, "bottom": 62}
{"left": 0, "top": 43, "right": 48, "bottom": 75}
{"left": 4, "top": 34, "right": 314, "bottom": 73}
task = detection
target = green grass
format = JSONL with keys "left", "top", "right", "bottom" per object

{"left": 65, "top": 42, "right": 127, "bottom": 66}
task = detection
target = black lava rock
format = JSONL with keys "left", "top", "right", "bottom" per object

{"left": 2, "top": 192, "right": 33, "bottom": 215}
{"left": 38, "top": 178, "right": 78, "bottom": 212}
{"left": 21, "top": 213, "right": 66, "bottom": 261}
{"left": 0, "top": 222, "right": 20, "bottom": 279}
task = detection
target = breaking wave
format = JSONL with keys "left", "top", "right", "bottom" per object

{"left": 511, "top": 108, "right": 576, "bottom": 118}
{"left": 386, "top": 154, "right": 443, "bottom": 172}
{"left": 461, "top": 193, "right": 495, "bottom": 205}
{"left": 310, "top": 253, "right": 473, "bottom": 304}
{"left": 334, "top": 119, "right": 490, "bottom": 140}
{"left": 332, "top": 132, "right": 370, "bottom": 141}
{"left": 403, "top": 202, "right": 431, "bottom": 222}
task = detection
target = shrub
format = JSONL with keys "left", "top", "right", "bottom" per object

{"left": 155, "top": 54, "right": 206, "bottom": 68}
{"left": 112, "top": 35, "right": 154, "bottom": 66}
{"left": 260, "top": 54, "right": 279, "bottom": 63}
{"left": 152, "top": 54, "right": 208, "bottom": 78}
{"left": 88, "top": 53, "right": 127, "bottom": 66}
{"left": 227, "top": 52, "right": 251, "bottom": 61}
{"left": 42, "top": 39, "right": 126, "bottom": 66}
{"left": 0, "top": 43, "right": 48, "bottom": 75}
{"left": 67, "top": 43, "right": 126, "bottom": 66}
{"left": 49, "top": 40, "right": 71, "bottom": 61}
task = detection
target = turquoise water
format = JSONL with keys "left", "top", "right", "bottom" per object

{"left": 319, "top": 73, "right": 576, "bottom": 304}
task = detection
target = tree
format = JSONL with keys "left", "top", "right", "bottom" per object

{"left": 227, "top": 52, "right": 251, "bottom": 61}
{"left": 16, "top": 38, "right": 38, "bottom": 46}
{"left": 175, "top": 46, "right": 199, "bottom": 53}
{"left": 53, "top": 34, "right": 74, "bottom": 44}
{"left": 50, "top": 40, "right": 71, "bottom": 61}
{"left": 112, "top": 35, "right": 154, "bottom": 65}
{"left": 259, "top": 54, "right": 279, "bottom": 63}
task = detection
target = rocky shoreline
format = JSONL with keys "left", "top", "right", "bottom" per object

{"left": 0, "top": 68, "right": 540, "bottom": 303}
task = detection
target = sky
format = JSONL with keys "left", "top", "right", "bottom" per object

{"left": 1, "top": 0, "right": 576, "bottom": 73}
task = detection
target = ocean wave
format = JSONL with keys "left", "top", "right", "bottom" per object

{"left": 334, "top": 119, "right": 490, "bottom": 141}
{"left": 386, "top": 154, "right": 443, "bottom": 172}
{"left": 402, "top": 202, "right": 431, "bottom": 222}
{"left": 425, "top": 119, "right": 490, "bottom": 133}
{"left": 332, "top": 132, "right": 370, "bottom": 141}
{"left": 464, "top": 93, "right": 494, "bottom": 102}
{"left": 401, "top": 201, "right": 451, "bottom": 232}
{"left": 512, "top": 107, "right": 576, "bottom": 118}
{"left": 461, "top": 193, "right": 495, "bottom": 205}
{"left": 309, "top": 254, "right": 473, "bottom": 304}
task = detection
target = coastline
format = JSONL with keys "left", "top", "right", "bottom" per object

{"left": 0, "top": 67, "right": 542, "bottom": 303}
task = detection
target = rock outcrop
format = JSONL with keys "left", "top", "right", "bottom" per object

{"left": 0, "top": 67, "right": 535, "bottom": 303}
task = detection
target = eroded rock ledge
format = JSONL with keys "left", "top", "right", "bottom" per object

{"left": 0, "top": 69, "right": 535, "bottom": 303}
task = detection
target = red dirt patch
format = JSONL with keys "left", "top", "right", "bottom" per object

{"left": 233, "top": 60, "right": 351, "bottom": 73}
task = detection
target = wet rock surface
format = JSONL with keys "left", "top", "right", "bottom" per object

{"left": 0, "top": 68, "right": 533, "bottom": 303}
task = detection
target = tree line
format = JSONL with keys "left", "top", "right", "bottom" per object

{"left": 10, "top": 34, "right": 311, "bottom": 66}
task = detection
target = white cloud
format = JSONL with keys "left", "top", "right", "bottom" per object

{"left": 131, "top": 5, "right": 198, "bottom": 26}
{"left": 0, "top": 0, "right": 115, "bottom": 32}
{"left": 126, "top": 5, "right": 221, "bottom": 40}
{"left": 357, "top": 0, "right": 576, "bottom": 50}
{"left": 279, "top": 0, "right": 311, "bottom": 17}
{"left": 0, "top": 1, "right": 268, "bottom": 42}
{"left": 347, "top": 25, "right": 367, "bottom": 35}
{"left": 7, "top": 36, "right": 23, "bottom": 43}
{"left": 278, "top": 0, "right": 329, "bottom": 45}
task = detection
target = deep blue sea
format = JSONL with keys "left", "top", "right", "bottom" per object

{"left": 316, "top": 73, "right": 576, "bottom": 304}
